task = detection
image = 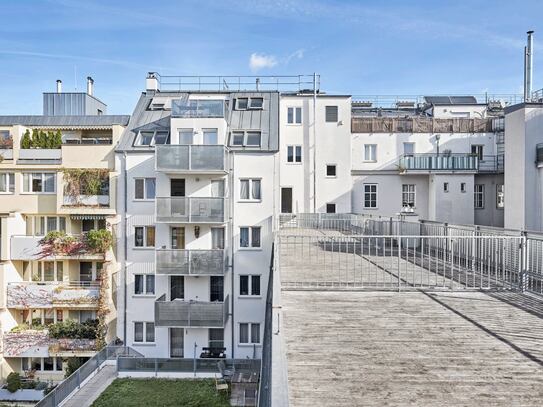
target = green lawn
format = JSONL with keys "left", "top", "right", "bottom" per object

{"left": 91, "top": 378, "right": 230, "bottom": 407}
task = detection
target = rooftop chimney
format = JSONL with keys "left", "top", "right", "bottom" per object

{"left": 146, "top": 72, "right": 159, "bottom": 92}
{"left": 56, "top": 79, "right": 62, "bottom": 93}
{"left": 87, "top": 76, "right": 94, "bottom": 96}
{"left": 525, "top": 31, "right": 534, "bottom": 101}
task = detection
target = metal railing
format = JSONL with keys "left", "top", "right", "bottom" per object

{"left": 117, "top": 357, "right": 260, "bottom": 375}
{"left": 156, "top": 249, "right": 225, "bottom": 275}
{"left": 258, "top": 243, "right": 274, "bottom": 407}
{"left": 477, "top": 155, "right": 504, "bottom": 172}
{"left": 35, "top": 345, "right": 143, "bottom": 407}
{"left": 156, "top": 197, "right": 227, "bottom": 223}
{"left": 155, "top": 294, "right": 229, "bottom": 327}
{"left": 278, "top": 213, "right": 543, "bottom": 296}
{"left": 171, "top": 99, "right": 224, "bottom": 118}
{"left": 351, "top": 93, "right": 523, "bottom": 108}
{"left": 399, "top": 153, "right": 478, "bottom": 171}
{"left": 352, "top": 116, "right": 495, "bottom": 133}
{"left": 151, "top": 73, "right": 320, "bottom": 92}
{"left": 156, "top": 145, "right": 228, "bottom": 173}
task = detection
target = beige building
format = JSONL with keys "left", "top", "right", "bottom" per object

{"left": 0, "top": 83, "right": 129, "bottom": 382}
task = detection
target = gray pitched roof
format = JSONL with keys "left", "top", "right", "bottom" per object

{"left": 0, "top": 115, "right": 129, "bottom": 127}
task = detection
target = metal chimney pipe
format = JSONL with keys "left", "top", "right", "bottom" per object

{"left": 525, "top": 31, "right": 534, "bottom": 101}
{"left": 87, "top": 76, "right": 94, "bottom": 96}
{"left": 56, "top": 79, "right": 62, "bottom": 93}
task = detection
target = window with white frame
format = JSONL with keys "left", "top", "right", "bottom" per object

{"left": 239, "top": 323, "right": 260, "bottom": 344}
{"left": 471, "top": 145, "right": 484, "bottom": 160}
{"left": 235, "top": 97, "right": 263, "bottom": 110}
{"left": 134, "top": 226, "right": 155, "bottom": 247}
{"left": 134, "top": 322, "right": 155, "bottom": 343}
{"left": 364, "top": 144, "right": 377, "bottom": 162}
{"left": 287, "top": 145, "right": 302, "bottom": 163}
{"left": 32, "top": 216, "right": 67, "bottom": 236}
{"left": 22, "top": 357, "right": 63, "bottom": 372}
{"left": 240, "top": 227, "right": 261, "bottom": 248}
{"left": 134, "top": 178, "right": 156, "bottom": 200}
{"left": 326, "top": 164, "right": 337, "bottom": 177}
{"left": 240, "top": 179, "right": 261, "bottom": 201}
{"left": 496, "top": 184, "right": 504, "bottom": 208}
{"left": 230, "top": 131, "right": 261, "bottom": 147}
{"left": 23, "top": 173, "right": 55, "bottom": 193}
{"left": 402, "top": 184, "right": 416, "bottom": 208}
{"left": 287, "top": 107, "right": 302, "bottom": 124}
{"left": 134, "top": 131, "right": 169, "bottom": 146}
{"left": 249, "top": 98, "right": 263, "bottom": 109}
{"left": 178, "top": 128, "right": 194, "bottom": 144}
{"left": 0, "top": 173, "right": 14, "bottom": 193}
{"left": 474, "top": 184, "right": 485, "bottom": 209}
{"left": 134, "top": 274, "right": 155, "bottom": 295}
{"left": 363, "top": 184, "right": 378, "bottom": 208}
{"left": 240, "top": 275, "right": 261, "bottom": 296}
{"left": 33, "top": 261, "right": 64, "bottom": 282}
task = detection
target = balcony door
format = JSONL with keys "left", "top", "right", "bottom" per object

{"left": 171, "top": 227, "right": 185, "bottom": 249}
{"left": 79, "top": 262, "right": 93, "bottom": 283}
{"left": 281, "top": 187, "right": 293, "bottom": 214}
{"left": 170, "top": 276, "right": 184, "bottom": 300}
{"left": 170, "top": 328, "right": 184, "bottom": 358}
{"left": 210, "top": 276, "right": 224, "bottom": 302}
{"left": 170, "top": 179, "right": 185, "bottom": 197}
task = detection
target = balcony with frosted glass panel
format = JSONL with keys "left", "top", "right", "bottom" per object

{"left": 171, "top": 99, "right": 224, "bottom": 118}
{"left": 156, "top": 249, "right": 225, "bottom": 275}
{"left": 156, "top": 197, "right": 227, "bottom": 223}
{"left": 398, "top": 153, "right": 479, "bottom": 173}
{"left": 155, "top": 294, "right": 229, "bottom": 328}
{"left": 155, "top": 145, "right": 228, "bottom": 174}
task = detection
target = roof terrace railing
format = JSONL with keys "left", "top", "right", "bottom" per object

{"left": 351, "top": 93, "right": 524, "bottom": 108}
{"left": 152, "top": 73, "right": 320, "bottom": 92}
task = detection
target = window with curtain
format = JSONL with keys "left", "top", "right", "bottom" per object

{"left": 240, "top": 179, "right": 249, "bottom": 200}
{"left": 240, "top": 227, "right": 249, "bottom": 248}
{"left": 178, "top": 129, "right": 193, "bottom": 144}
{"left": 211, "top": 180, "right": 225, "bottom": 197}
{"left": 23, "top": 173, "right": 55, "bottom": 193}
{"left": 240, "top": 179, "right": 261, "bottom": 200}
{"left": 0, "top": 173, "right": 14, "bottom": 193}
{"left": 211, "top": 228, "right": 225, "bottom": 249}
{"left": 203, "top": 129, "right": 218, "bottom": 145}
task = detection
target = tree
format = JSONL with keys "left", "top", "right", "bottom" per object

{"left": 20, "top": 130, "right": 32, "bottom": 149}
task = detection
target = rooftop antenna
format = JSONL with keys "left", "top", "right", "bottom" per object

{"left": 222, "top": 79, "right": 229, "bottom": 91}
{"left": 524, "top": 30, "right": 534, "bottom": 102}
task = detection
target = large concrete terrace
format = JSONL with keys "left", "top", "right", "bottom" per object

{"left": 269, "top": 218, "right": 543, "bottom": 407}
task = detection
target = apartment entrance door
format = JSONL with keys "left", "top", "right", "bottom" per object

{"left": 170, "top": 328, "right": 184, "bottom": 358}
{"left": 281, "top": 187, "right": 293, "bottom": 213}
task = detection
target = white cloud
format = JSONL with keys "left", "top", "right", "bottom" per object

{"left": 285, "top": 49, "right": 305, "bottom": 63}
{"left": 249, "top": 53, "right": 278, "bottom": 72}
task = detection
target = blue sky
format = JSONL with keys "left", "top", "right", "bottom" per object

{"left": 0, "top": 0, "right": 541, "bottom": 114}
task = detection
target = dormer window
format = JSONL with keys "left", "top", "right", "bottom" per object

{"left": 236, "top": 98, "right": 248, "bottom": 110}
{"left": 230, "top": 131, "right": 261, "bottom": 147}
{"left": 249, "top": 98, "right": 263, "bottom": 109}
{"left": 235, "top": 97, "right": 264, "bottom": 110}
{"left": 134, "top": 131, "right": 170, "bottom": 146}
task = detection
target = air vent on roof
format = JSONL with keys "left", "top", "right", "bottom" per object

{"left": 396, "top": 101, "right": 415, "bottom": 108}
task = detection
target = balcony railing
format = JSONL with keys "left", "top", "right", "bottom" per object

{"left": 478, "top": 155, "right": 504, "bottom": 172}
{"left": 10, "top": 235, "right": 106, "bottom": 260}
{"left": 156, "top": 145, "right": 228, "bottom": 173}
{"left": 2, "top": 331, "right": 96, "bottom": 357}
{"left": 398, "top": 153, "right": 479, "bottom": 172}
{"left": 155, "top": 294, "right": 229, "bottom": 328}
{"left": 18, "top": 149, "right": 62, "bottom": 164}
{"left": 7, "top": 281, "right": 100, "bottom": 309}
{"left": 156, "top": 249, "right": 225, "bottom": 275}
{"left": 63, "top": 194, "right": 110, "bottom": 207}
{"left": 156, "top": 197, "right": 227, "bottom": 223}
{"left": 171, "top": 99, "right": 224, "bottom": 118}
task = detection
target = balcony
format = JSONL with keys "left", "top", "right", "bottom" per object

{"left": 156, "top": 145, "right": 228, "bottom": 173}
{"left": 398, "top": 153, "right": 478, "bottom": 173}
{"left": 2, "top": 331, "right": 96, "bottom": 357}
{"left": 156, "top": 249, "right": 225, "bottom": 275}
{"left": 171, "top": 99, "right": 224, "bottom": 118}
{"left": 156, "top": 197, "right": 227, "bottom": 223}
{"left": 155, "top": 294, "right": 229, "bottom": 328}
{"left": 10, "top": 235, "right": 106, "bottom": 261}
{"left": 6, "top": 281, "right": 99, "bottom": 309}
{"left": 17, "top": 149, "right": 62, "bottom": 165}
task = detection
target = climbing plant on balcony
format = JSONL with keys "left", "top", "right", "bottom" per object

{"left": 62, "top": 168, "right": 110, "bottom": 206}
{"left": 38, "top": 230, "right": 113, "bottom": 258}
{"left": 20, "top": 129, "right": 62, "bottom": 149}
{"left": 48, "top": 319, "right": 99, "bottom": 340}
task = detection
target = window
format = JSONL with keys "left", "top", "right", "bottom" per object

{"left": 0, "top": 173, "right": 14, "bottom": 193}
{"left": 236, "top": 98, "right": 248, "bottom": 110}
{"left": 471, "top": 145, "right": 484, "bottom": 160}
{"left": 178, "top": 129, "right": 194, "bottom": 145}
{"left": 402, "top": 184, "right": 416, "bottom": 208}
{"left": 240, "top": 227, "right": 261, "bottom": 248}
{"left": 240, "top": 179, "right": 261, "bottom": 201}
{"left": 444, "top": 182, "right": 449, "bottom": 193}
{"left": 211, "top": 228, "right": 225, "bottom": 249}
{"left": 363, "top": 184, "right": 378, "bottom": 208}
{"left": 496, "top": 184, "right": 504, "bottom": 208}
{"left": 287, "top": 145, "right": 302, "bottom": 163}
{"left": 134, "top": 178, "right": 156, "bottom": 200}
{"left": 211, "top": 179, "right": 225, "bottom": 198}
{"left": 364, "top": 144, "right": 377, "bottom": 162}
{"left": 326, "top": 165, "right": 337, "bottom": 177}
{"left": 403, "top": 142, "right": 415, "bottom": 155}
{"left": 325, "top": 106, "right": 338, "bottom": 122}
{"left": 33, "top": 216, "right": 66, "bottom": 235}
{"left": 249, "top": 98, "right": 263, "bottom": 109}
{"left": 326, "top": 203, "right": 336, "bottom": 213}
{"left": 134, "top": 322, "right": 155, "bottom": 343}
{"left": 474, "top": 184, "right": 485, "bottom": 209}
{"left": 460, "top": 182, "right": 466, "bottom": 193}
{"left": 134, "top": 274, "right": 155, "bottom": 295}
{"left": 203, "top": 128, "right": 218, "bottom": 145}
{"left": 239, "top": 323, "right": 260, "bottom": 344}
{"left": 287, "top": 107, "right": 302, "bottom": 124}
{"left": 35, "top": 261, "right": 64, "bottom": 282}
{"left": 134, "top": 226, "right": 155, "bottom": 247}
{"left": 230, "top": 131, "right": 261, "bottom": 147}
{"left": 22, "top": 357, "right": 62, "bottom": 372}
{"left": 134, "top": 130, "right": 169, "bottom": 146}
{"left": 240, "top": 275, "right": 261, "bottom": 296}
{"left": 23, "top": 173, "right": 55, "bottom": 193}
{"left": 209, "top": 328, "right": 224, "bottom": 349}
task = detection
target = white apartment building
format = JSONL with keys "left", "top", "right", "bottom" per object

{"left": 0, "top": 79, "right": 128, "bottom": 382}
{"left": 115, "top": 73, "right": 281, "bottom": 359}
{"left": 351, "top": 96, "right": 505, "bottom": 226}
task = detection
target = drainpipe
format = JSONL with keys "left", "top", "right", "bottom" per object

{"left": 230, "top": 150, "right": 235, "bottom": 358}
{"left": 313, "top": 73, "right": 317, "bottom": 213}
{"left": 122, "top": 151, "right": 128, "bottom": 343}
